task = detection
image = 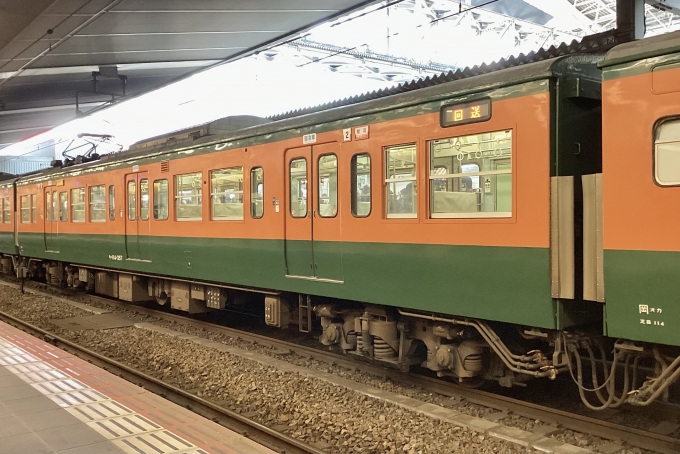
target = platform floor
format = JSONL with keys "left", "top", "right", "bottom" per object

{"left": 0, "top": 320, "right": 275, "bottom": 454}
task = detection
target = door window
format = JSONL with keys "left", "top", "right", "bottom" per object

{"left": 31, "top": 195, "right": 36, "bottom": 223}
{"left": 127, "top": 181, "right": 136, "bottom": 221}
{"left": 140, "top": 179, "right": 149, "bottom": 221}
{"left": 109, "top": 185, "right": 115, "bottom": 221}
{"left": 318, "top": 154, "right": 338, "bottom": 218}
{"left": 52, "top": 191, "right": 58, "bottom": 222}
{"left": 250, "top": 167, "right": 264, "bottom": 219}
{"left": 290, "top": 158, "right": 308, "bottom": 218}
{"left": 351, "top": 153, "right": 371, "bottom": 217}
{"left": 46, "top": 192, "right": 52, "bottom": 222}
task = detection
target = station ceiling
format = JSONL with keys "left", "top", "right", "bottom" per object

{"left": 0, "top": 0, "right": 376, "bottom": 151}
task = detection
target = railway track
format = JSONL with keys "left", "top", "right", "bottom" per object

{"left": 4, "top": 279, "right": 680, "bottom": 454}
{"left": 0, "top": 307, "right": 325, "bottom": 454}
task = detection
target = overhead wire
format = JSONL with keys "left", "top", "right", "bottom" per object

{"left": 295, "top": 0, "right": 502, "bottom": 68}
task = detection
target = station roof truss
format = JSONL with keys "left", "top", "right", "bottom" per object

{"left": 0, "top": 0, "right": 377, "bottom": 151}
{"left": 257, "top": 0, "right": 680, "bottom": 84}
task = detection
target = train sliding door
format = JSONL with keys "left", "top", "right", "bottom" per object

{"left": 285, "top": 147, "right": 313, "bottom": 277}
{"left": 312, "top": 143, "right": 343, "bottom": 282}
{"left": 284, "top": 144, "right": 343, "bottom": 282}
{"left": 124, "top": 172, "right": 151, "bottom": 261}
{"left": 44, "top": 188, "right": 58, "bottom": 252}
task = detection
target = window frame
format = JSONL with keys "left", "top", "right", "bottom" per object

{"left": 108, "top": 185, "right": 115, "bottom": 221}
{"left": 174, "top": 172, "right": 203, "bottom": 222}
{"left": 140, "top": 179, "right": 150, "bottom": 221}
{"left": 71, "top": 187, "right": 86, "bottom": 223}
{"left": 52, "top": 191, "right": 58, "bottom": 223}
{"left": 153, "top": 179, "right": 169, "bottom": 221}
{"left": 210, "top": 167, "right": 244, "bottom": 221}
{"left": 20, "top": 195, "right": 30, "bottom": 224}
{"left": 89, "top": 185, "right": 106, "bottom": 223}
{"left": 317, "top": 154, "right": 338, "bottom": 218}
{"left": 385, "top": 143, "right": 418, "bottom": 219}
{"left": 427, "top": 130, "right": 513, "bottom": 219}
{"left": 127, "top": 180, "right": 137, "bottom": 221}
{"left": 46, "top": 191, "right": 52, "bottom": 223}
{"left": 351, "top": 153, "right": 372, "bottom": 218}
{"left": 59, "top": 191, "right": 68, "bottom": 222}
{"left": 653, "top": 116, "right": 680, "bottom": 187}
{"left": 250, "top": 167, "right": 264, "bottom": 219}
{"left": 31, "top": 194, "right": 36, "bottom": 223}
{"left": 2, "top": 197, "right": 10, "bottom": 224}
{"left": 289, "top": 157, "right": 308, "bottom": 219}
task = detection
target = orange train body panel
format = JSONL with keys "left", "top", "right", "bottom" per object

{"left": 17, "top": 92, "right": 551, "bottom": 249}
{"left": 602, "top": 66, "right": 680, "bottom": 252}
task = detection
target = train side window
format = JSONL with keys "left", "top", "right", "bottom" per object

{"left": 351, "top": 153, "right": 371, "bottom": 217}
{"left": 175, "top": 172, "right": 202, "bottom": 221}
{"left": 654, "top": 118, "right": 680, "bottom": 186}
{"left": 71, "top": 188, "right": 85, "bottom": 222}
{"left": 429, "top": 130, "right": 512, "bottom": 218}
{"left": 31, "top": 194, "right": 36, "bottom": 223}
{"left": 153, "top": 179, "right": 169, "bottom": 220}
{"left": 127, "top": 181, "right": 136, "bottom": 221}
{"left": 140, "top": 179, "right": 149, "bottom": 221}
{"left": 108, "top": 185, "right": 115, "bottom": 221}
{"left": 318, "top": 154, "right": 338, "bottom": 217}
{"left": 52, "top": 191, "right": 57, "bottom": 222}
{"left": 46, "top": 192, "right": 52, "bottom": 222}
{"left": 2, "top": 197, "right": 9, "bottom": 224}
{"left": 210, "top": 167, "right": 243, "bottom": 220}
{"left": 385, "top": 144, "right": 417, "bottom": 218}
{"left": 59, "top": 192, "right": 68, "bottom": 222}
{"left": 290, "top": 158, "right": 307, "bottom": 218}
{"left": 20, "top": 195, "right": 29, "bottom": 224}
{"left": 250, "top": 167, "right": 264, "bottom": 219}
{"left": 90, "top": 185, "right": 106, "bottom": 222}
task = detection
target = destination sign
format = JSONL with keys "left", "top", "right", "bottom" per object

{"left": 441, "top": 99, "right": 492, "bottom": 127}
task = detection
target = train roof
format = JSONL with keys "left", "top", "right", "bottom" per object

{"left": 15, "top": 37, "right": 613, "bottom": 186}
{"left": 601, "top": 29, "right": 680, "bottom": 68}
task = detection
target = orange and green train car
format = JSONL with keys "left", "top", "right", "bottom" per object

{"left": 2, "top": 31, "right": 680, "bottom": 408}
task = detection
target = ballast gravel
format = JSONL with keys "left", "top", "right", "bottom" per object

{"left": 0, "top": 284, "right": 662, "bottom": 454}
{"left": 0, "top": 288, "right": 542, "bottom": 454}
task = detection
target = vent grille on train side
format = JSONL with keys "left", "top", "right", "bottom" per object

{"left": 160, "top": 161, "right": 169, "bottom": 173}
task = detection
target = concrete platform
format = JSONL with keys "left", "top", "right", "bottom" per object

{"left": 0, "top": 320, "right": 276, "bottom": 454}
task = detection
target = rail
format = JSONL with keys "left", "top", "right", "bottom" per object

{"left": 0, "top": 308, "right": 325, "bottom": 454}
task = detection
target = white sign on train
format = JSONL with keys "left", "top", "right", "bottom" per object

{"left": 354, "top": 125, "right": 369, "bottom": 140}
{"left": 303, "top": 133, "right": 317, "bottom": 144}
{"left": 343, "top": 129, "right": 352, "bottom": 141}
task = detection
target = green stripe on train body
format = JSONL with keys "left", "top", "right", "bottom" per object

{"left": 19, "top": 232, "right": 555, "bottom": 329}
{"left": 0, "top": 232, "right": 14, "bottom": 255}
{"left": 604, "top": 249, "right": 680, "bottom": 346}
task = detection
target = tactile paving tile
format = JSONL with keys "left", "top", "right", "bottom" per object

{"left": 0, "top": 333, "right": 211, "bottom": 454}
